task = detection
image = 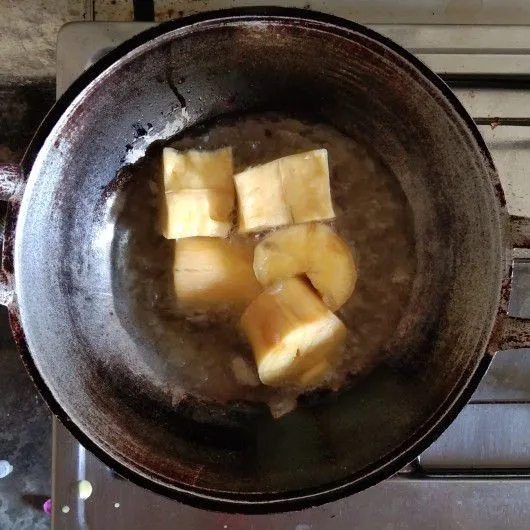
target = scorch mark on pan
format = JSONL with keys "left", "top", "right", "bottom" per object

{"left": 190, "top": 464, "right": 205, "bottom": 485}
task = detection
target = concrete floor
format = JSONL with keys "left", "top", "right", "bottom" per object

{"left": 0, "top": 324, "right": 52, "bottom": 530}
{"left": 0, "top": 1, "right": 83, "bottom": 81}
{"left": 0, "top": 79, "right": 55, "bottom": 529}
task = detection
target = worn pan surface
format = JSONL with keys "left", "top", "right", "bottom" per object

{"left": 1, "top": 7, "right": 529, "bottom": 513}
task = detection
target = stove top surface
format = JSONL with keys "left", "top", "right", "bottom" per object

{"left": 52, "top": 20, "right": 530, "bottom": 530}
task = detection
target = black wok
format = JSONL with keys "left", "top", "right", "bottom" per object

{"left": 1, "top": 7, "right": 529, "bottom": 513}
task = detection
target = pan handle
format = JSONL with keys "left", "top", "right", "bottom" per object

{"left": 0, "top": 163, "right": 24, "bottom": 306}
{"left": 511, "top": 215, "right": 530, "bottom": 250}
{"left": 496, "top": 215, "right": 530, "bottom": 350}
{"left": 498, "top": 316, "right": 530, "bottom": 350}
{"left": 0, "top": 164, "right": 23, "bottom": 201}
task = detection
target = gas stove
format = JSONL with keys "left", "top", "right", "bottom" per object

{"left": 52, "top": 20, "right": 530, "bottom": 530}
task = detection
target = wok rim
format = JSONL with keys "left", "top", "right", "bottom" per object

{"left": 12, "top": 7, "right": 503, "bottom": 513}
